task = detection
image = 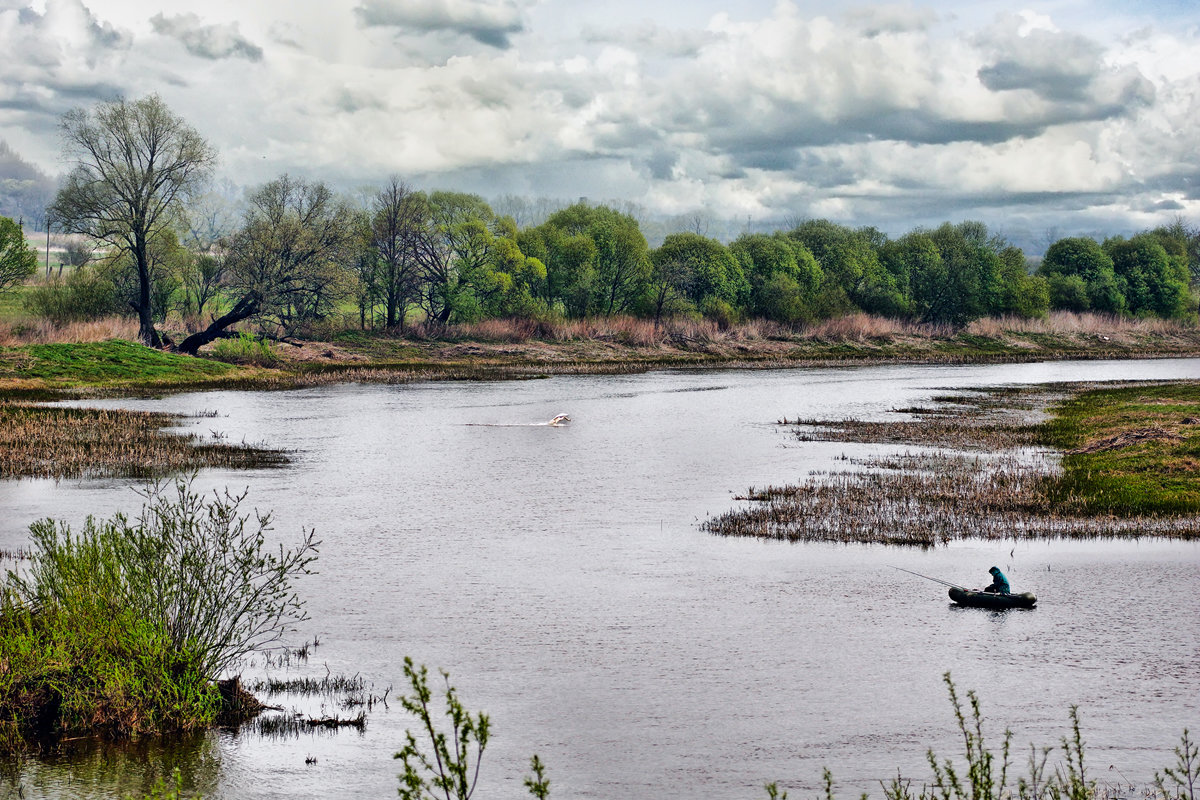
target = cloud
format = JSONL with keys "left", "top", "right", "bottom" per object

{"left": 2, "top": 0, "right": 1197, "bottom": 239}
{"left": 149, "top": 12, "right": 263, "bottom": 61}
{"left": 354, "top": 0, "right": 526, "bottom": 48}
{"left": 843, "top": 3, "right": 939, "bottom": 36}
{"left": 0, "top": 0, "right": 133, "bottom": 123}
{"left": 580, "top": 22, "right": 721, "bottom": 58}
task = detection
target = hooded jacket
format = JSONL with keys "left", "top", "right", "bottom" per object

{"left": 985, "top": 566, "right": 1011, "bottom": 594}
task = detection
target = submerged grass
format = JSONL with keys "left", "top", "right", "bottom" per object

{"left": 0, "top": 403, "right": 286, "bottom": 480}
{"left": 706, "top": 381, "right": 1200, "bottom": 544}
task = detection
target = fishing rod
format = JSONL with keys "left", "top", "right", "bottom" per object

{"left": 889, "top": 565, "right": 969, "bottom": 592}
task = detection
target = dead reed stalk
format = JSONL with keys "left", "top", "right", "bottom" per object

{"left": 0, "top": 403, "right": 286, "bottom": 479}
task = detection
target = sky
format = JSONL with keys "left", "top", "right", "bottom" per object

{"left": 1, "top": 0, "right": 1198, "bottom": 245}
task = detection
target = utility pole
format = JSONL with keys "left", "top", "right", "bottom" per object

{"left": 45, "top": 211, "right": 51, "bottom": 276}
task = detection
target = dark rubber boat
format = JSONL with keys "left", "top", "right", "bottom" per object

{"left": 949, "top": 586, "right": 1037, "bottom": 609}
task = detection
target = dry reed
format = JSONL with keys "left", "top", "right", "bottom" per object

{"left": 964, "top": 311, "right": 1186, "bottom": 338}
{"left": 0, "top": 317, "right": 140, "bottom": 347}
{"left": 0, "top": 403, "right": 286, "bottom": 479}
{"left": 797, "top": 313, "right": 955, "bottom": 341}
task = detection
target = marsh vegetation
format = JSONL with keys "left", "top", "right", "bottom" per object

{"left": 705, "top": 381, "right": 1200, "bottom": 544}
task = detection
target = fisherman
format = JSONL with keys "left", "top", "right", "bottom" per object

{"left": 983, "top": 566, "right": 1011, "bottom": 594}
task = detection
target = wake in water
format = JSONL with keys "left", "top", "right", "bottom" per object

{"left": 463, "top": 414, "right": 571, "bottom": 427}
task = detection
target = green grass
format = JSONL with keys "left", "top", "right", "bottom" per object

{"left": 1044, "top": 382, "right": 1200, "bottom": 515}
{"left": 0, "top": 339, "right": 236, "bottom": 387}
{"left": 0, "top": 285, "right": 33, "bottom": 319}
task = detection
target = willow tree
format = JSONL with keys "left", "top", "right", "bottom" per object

{"left": 177, "top": 175, "right": 359, "bottom": 354}
{"left": 50, "top": 95, "right": 216, "bottom": 347}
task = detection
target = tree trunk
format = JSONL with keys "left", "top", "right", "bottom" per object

{"left": 133, "top": 234, "right": 163, "bottom": 347}
{"left": 177, "top": 294, "right": 259, "bottom": 355}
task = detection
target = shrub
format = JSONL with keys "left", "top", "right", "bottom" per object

{"left": 0, "top": 477, "right": 318, "bottom": 750}
{"left": 210, "top": 332, "right": 279, "bottom": 366}
{"left": 23, "top": 268, "right": 121, "bottom": 324}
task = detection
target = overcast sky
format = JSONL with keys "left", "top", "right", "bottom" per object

{"left": 1, "top": 0, "right": 1198, "bottom": 243}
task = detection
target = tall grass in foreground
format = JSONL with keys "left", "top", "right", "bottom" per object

{"left": 0, "top": 478, "right": 318, "bottom": 751}
{"left": 766, "top": 674, "right": 1198, "bottom": 800}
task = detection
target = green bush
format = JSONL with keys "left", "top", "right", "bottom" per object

{"left": 210, "top": 332, "right": 279, "bottom": 366}
{"left": 0, "top": 477, "right": 318, "bottom": 750}
{"left": 23, "top": 267, "right": 121, "bottom": 324}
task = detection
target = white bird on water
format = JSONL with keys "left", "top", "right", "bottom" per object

{"left": 549, "top": 414, "right": 570, "bottom": 426}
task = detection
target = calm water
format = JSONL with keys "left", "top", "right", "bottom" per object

{"left": 2, "top": 358, "right": 1198, "bottom": 800}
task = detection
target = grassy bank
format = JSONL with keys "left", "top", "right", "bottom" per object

{"left": 2, "top": 312, "right": 1200, "bottom": 401}
{"left": 1045, "top": 383, "right": 1200, "bottom": 515}
{"left": 704, "top": 380, "right": 1200, "bottom": 544}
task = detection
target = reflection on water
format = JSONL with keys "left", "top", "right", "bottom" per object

{"left": 1, "top": 359, "right": 1198, "bottom": 800}
{"left": 2, "top": 732, "right": 221, "bottom": 800}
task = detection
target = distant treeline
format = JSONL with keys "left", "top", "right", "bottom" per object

{"left": 21, "top": 188, "right": 1200, "bottom": 344}
{"left": 15, "top": 95, "right": 1199, "bottom": 350}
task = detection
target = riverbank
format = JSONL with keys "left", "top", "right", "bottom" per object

{"left": 3, "top": 312, "right": 1200, "bottom": 402}
{"left": 704, "top": 380, "right": 1200, "bottom": 543}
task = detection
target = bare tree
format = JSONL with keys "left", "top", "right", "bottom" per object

{"left": 50, "top": 95, "right": 216, "bottom": 346}
{"left": 61, "top": 235, "right": 94, "bottom": 275}
{"left": 177, "top": 175, "right": 358, "bottom": 354}
{"left": 371, "top": 177, "right": 424, "bottom": 330}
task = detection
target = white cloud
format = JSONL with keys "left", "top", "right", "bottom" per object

{"left": 0, "top": 0, "right": 1196, "bottom": 240}
{"left": 149, "top": 12, "right": 263, "bottom": 61}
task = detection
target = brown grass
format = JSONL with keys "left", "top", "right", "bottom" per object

{"left": 0, "top": 403, "right": 286, "bottom": 480}
{"left": 0, "top": 317, "right": 140, "bottom": 347}
{"left": 964, "top": 311, "right": 1186, "bottom": 338}
{"left": 798, "top": 313, "right": 955, "bottom": 341}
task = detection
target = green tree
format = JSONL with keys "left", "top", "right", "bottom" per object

{"left": 520, "top": 223, "right": 596, "bottom": 317}
{"left": 410, "top": 191, "right": 506, "bottom": 324}
{"left": 541, "top": 203, "right": 650, "bottom": 316}
{"left": 729, "top": 232, "right": 822, "bottom": 323}
{"left": 1039, "top": 237, "right": 1125, "bottom": 314}
{"left": 922, "top": 221, "right": 1003, "bottom": 325}
{"left": 788, "top": 220, "right": 905, "bottom": 317}
{"left": 881, "top": 231, "right": 942, "bottom": 322}
{"left": 483, "top": 230, "right": 548, "bottom": 318}
{"left": 1148, "top": 217, "right": 1200, "bottom": 289}
{"left": 1105, "top": 233, "right": 1195, "bottom": 320}
{"left": 0, "top": 215, "right": 37, "bottom": 294}
{"left": 50, "top": 95, "right": 216, "bottom": 347}
{"left": 652, "top": 232, "right": 746, "bottom": 308}
{"left": 994, "top": 246, "right": 1049, "bottom": 319}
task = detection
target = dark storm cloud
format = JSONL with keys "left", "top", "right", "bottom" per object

{"left": 149, "top": 13, "right": 264, "bottom": 61}
{"left": 975, "top": 21, "right": 1155, "bottom": 117}
{"left": 354, "top": 0, "right": 525, "bottom": 48}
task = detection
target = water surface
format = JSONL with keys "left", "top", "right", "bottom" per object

{"left": 2, "top": 358, "right": 1198, "bottom": 799}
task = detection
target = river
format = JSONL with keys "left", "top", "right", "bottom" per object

{"left": 1, "top": 358, "right": 1198, "bottom": 800}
